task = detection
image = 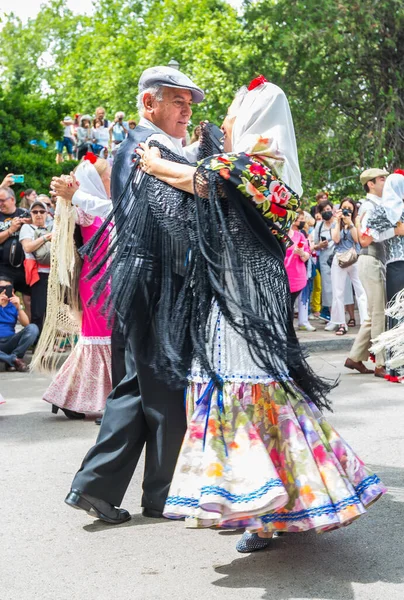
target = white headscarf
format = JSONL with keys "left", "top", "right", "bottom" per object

{"left": 232, "top": 82, "right": 303, "bottom": 197}
{"left": 381, "top": 173, "right": 404, "bottom": 224}
{"left": 74, "top": 159, "right": 108, "bottom": 200}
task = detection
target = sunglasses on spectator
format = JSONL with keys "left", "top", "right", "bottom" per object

{"left": 31, "top": 210, "right": 46, "bottom": 214}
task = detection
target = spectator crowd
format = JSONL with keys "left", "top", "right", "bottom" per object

{"left": 0, "top": 107, "right": 403, "bottom": 387}
{"left": 285, "top": 167, "right": 404, "bottom": 382}
{"left": 56, "top": 107, "right": 137, "bottom": 163}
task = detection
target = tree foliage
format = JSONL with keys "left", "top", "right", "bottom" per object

{"left": 0, "top": 0, "right": 403, "bottom": 199}
{"left": 243, "top": 0, "right": 404, "bottom": 198}
{"left": 0, "top": 85, "right": 75, "bottom": 194}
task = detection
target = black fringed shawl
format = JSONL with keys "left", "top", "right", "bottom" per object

{"left": 83, "top": 128, "right": 334, "bottom": 411}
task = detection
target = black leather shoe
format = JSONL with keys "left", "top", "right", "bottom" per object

{"left": 52, "top": 405, "right": 85, "bottom": 420}
{"left": 95, "top": 417, "right": 102, "bottom": 426}
{"left": 65, "top": 489, "right": 131, "bottom": 524}
{"left": 142, "top": 507, "right": 164, "bottom": 518}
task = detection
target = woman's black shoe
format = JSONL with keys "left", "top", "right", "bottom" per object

{"left": 52, "top": 404, "right": 85, "bottom": 419}
{"left": 65, "top": 489, "right": 131, "bottom": 524}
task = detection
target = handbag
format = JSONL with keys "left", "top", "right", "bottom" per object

{"left": 326, "top": 250, "right": 336, "bottom": 268}
{"left": 31, "top": 226, "right": 52, "bottom": 266}
{"left": 337, "top": 246, "right": 358, "bottom": 269}
{"left": 0, "top": 235, "right": 24, "bottom": 268}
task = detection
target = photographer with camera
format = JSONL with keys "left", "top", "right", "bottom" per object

{"left": 109, "top": 111, "right": 128, "bottom": 155}
{"left": 329, "top": 198, "right": 368, "bottom": 336}
{"left": 76, "top": 115, "right": 94, "bottom": 160}
{"left": 19, "top": 200, "right": 53, "bottom": 334}
{"left": 0, "top": 274, "right": 39, "bottom": 372}
{"left": 0, "top": 186, "right": 32, "bottom": 299}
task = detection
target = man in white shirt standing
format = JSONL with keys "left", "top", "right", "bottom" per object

{"left": 345, "top": 168, "right": 404, "bottom": 376}
{"left": 65, "top": 66, "right": 205, "bottom": 525}
{"left": 56, "top": 116, "right": 76, "bottom": 163}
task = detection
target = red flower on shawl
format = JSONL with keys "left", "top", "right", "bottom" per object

{"left": 248, "top": 75, "right": 268, "bottom": 91}
{"left": 217, "top": 156, "right": 231, "bottom": 164}
{"left": 394, "top": 169, "right": 404, "bottom": 176}
{"left": 270, "top": 203, "right": 287, "bottom": 217}
{"left": 83, "top": 152, "right": 97, "bottom": 164}
{"left": 219, "top": 168, "right": 231, "bottom": 180}
{"left": 249, "top": 163, "right": 266, "bottom": 177}
{"left": 269, "top": 181, "right": 292, "bottom": 206}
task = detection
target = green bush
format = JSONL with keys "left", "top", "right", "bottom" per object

{"left": 0, "top": 85, "right": 77, "bottom": 196}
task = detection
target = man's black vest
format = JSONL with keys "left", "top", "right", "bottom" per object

{"left": 111, "top": 125, "right": 152, "bottom": 213}
{"left": 110, "top": 124, "right": 188, "bottom": 275}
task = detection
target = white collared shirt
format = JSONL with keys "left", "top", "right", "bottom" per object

{"left": 138, "top": 117, "right": 185, "bottom": 155}
{"left": 138, "top": 117, "right": 199, "bottom": 162}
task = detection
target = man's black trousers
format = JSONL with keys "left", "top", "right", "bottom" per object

{"left": 71, "top": 274, "right": 187, "bottom": 512}
{"left": 111, "top": 322, "right": 126, "bottom": 388}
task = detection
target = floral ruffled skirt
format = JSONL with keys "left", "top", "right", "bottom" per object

{"left": 164, "top": 379, "right": 386, "bottom": 533}
{"left": 43, "top": 337, "right": 112, "bottom": 413}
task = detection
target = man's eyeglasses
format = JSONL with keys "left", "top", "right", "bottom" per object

{"left": 31, "top": 210, "right": 46, "bottom": 214}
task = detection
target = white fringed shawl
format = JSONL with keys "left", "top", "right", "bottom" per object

{"left": 371, "top": 289, "right": 404, "bottom": 369}
{"left": 30, "top": 197, "right": 82, "bottom": 372}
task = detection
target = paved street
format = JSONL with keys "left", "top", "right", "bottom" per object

{"left": 1, "top": 351, "right": 403, "bottom": 600}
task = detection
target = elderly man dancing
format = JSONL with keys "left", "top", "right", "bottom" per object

{"left": 65, "top": 66, "right": 204, "bottom": 523}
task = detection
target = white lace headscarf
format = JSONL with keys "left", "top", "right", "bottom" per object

{"left": 74, "top": 160, "right": 108, "bottom": 200}
{"left": 381, "top": 173, "right": 404, "bottom": 224}
{"left": 231, "top": 81, "right": 303, "bottom": 196}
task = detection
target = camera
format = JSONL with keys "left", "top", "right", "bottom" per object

{"left": 342, "top": 209, "right": 351, "bottom": 216}
{"left": 19, "top": 209, "right": 30, "bottom": 219}
{"left": 0, "top": 284, "right": 13, "bottom": 298}
{"left": 12, "top": 174, "right": 24, "bottom": 184}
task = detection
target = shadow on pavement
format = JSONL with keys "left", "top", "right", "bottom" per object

{"left": 83, "top": 512, "right": 173, "bottom": 532}
{"left": 212, "top": 464, "right": 404, "bottom": 600}
{"left": 0, "top": 410, "right": 98, "bottom": 444}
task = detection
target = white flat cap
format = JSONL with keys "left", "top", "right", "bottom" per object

{"left": 138, "top": 66, "right": 205, "bottom": 104}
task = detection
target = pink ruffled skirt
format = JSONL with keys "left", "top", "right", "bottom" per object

{"left": 43, "top": 337, "right": 112, "bottom": 414}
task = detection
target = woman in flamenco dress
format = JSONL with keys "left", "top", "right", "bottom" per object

{"left": 38, "top": 154, "right": 113, "bottom": 418}
{"left": 94, "top": 77, "right": 386, "bottom": 553}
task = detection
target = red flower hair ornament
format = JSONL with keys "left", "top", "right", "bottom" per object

{"left": 83, "top": 152, "right": 98, "bottom": 164}
{"left": 19, "top": 191, "right": 25, "bottom": 198}
{"left": 394, "top": 169, "right": 404, "bottom": 176}
{"left": 248, "top": 75, "right": 268, "bottom": 91}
